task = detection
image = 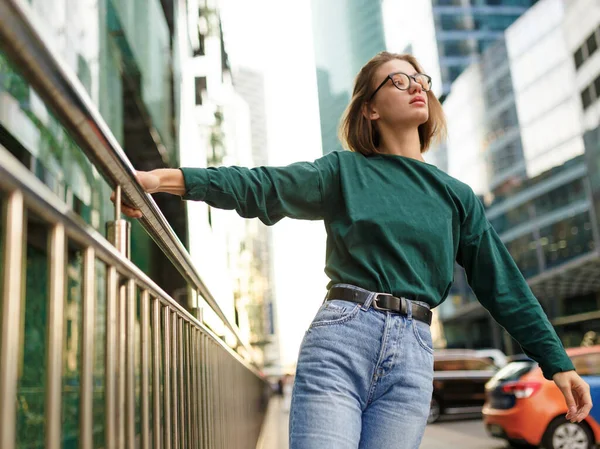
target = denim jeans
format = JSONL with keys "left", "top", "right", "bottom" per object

{"left": 289, "top": 284, "right": 434, "bottom": 449}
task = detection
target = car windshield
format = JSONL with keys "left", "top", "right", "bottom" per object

{"left": 485, "top": 361, "right": 536, "bottom": 390}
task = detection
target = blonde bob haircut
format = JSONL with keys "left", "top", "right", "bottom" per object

{"left": 339, "top": 52, "right": 447, "bottom": 155}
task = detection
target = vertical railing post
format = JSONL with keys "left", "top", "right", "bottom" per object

{"left": 141, "top": 291, "right": 150, "bottom": 449}
{"left": 46, "top": 223, "right": 66, "bottom": 449}
{"left": 152, "top": 299, "right": 161, "bottom": 449}
{"left": 163, "top": 307, "right": 171, "bottom": 449}
{"left": 171, "top": 313, "right": 179, "bottom": 449}
{"left": 80, "top": 247, "right": 96, "bottom": 449}
{"left": 106, "top": 186, "right": 131, "bottom": 259}
{"left": 125, "top": 280, "right": 136, "bottom": 449}
{"left": 0, "top": 191, "right": 25, "bottom": 449}
{"left": 105, "top": 266, "right": 118, "bottom": 449}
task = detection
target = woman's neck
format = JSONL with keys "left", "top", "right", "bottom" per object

{"left": 377, "top": 127, "right": 424, "bottom": 162}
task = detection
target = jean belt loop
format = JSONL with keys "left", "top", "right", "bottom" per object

{"left": 361, "top": 291, "right": 375, "bottom": 311}
{"left": 406, "top": 298, "right": 413, "bottom": 321}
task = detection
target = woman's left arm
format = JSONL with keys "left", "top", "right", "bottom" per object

{"left": 456, "top": 195, "right": 592, "bottom": 422}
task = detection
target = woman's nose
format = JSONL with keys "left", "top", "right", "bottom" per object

{"left": 409, "top": 79, "right": 423, "bottom": 94}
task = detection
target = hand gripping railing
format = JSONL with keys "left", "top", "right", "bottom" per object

{"left": 0, "top": 0, "right": 253, "bottom": 359}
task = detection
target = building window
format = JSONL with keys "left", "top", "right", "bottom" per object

{"left": 439, "top": 40, "right": 473, "bottom": 57}
{"left": 193, "top": 33, "right": 205, "bottom": 57}
{"left": 573, "top": 27, "right": 600, "bottom": 71}
{"left": 448, "top": 65, "right": 466, "bottom": 83}
{"left": 195, "top": 76, "right": 207, "bottom": 105}
{"left": 581, "top": 86, "right": 594, "bottom": 110}
{"left": 574, "top": 47, "right": 585, "bottom": 69}
{"left": 587, "top": 31, "right": 598, "bottom": 56}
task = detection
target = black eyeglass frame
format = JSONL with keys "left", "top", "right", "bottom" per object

{"left": 368, "top": 72, "right": 432, "bottom": 102}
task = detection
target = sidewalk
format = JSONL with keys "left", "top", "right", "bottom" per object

{"left": 256, "top": 396, "right": 290, "bottom": 449}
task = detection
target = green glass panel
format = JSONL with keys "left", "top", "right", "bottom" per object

{"left": 17, "top": 222, "right": 48, "bottom": 449}
{"left": 62, "top": 244, "right": 83, "bottom": 448}
{"left": 93, "top": 261, "right": 106, "bottom": 448}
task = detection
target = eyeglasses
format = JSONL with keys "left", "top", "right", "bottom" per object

{"left": 369, "top": 72, "right": 432, "bottom": 101}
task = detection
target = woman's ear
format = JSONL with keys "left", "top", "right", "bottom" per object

{"left": 362, "top": 102, "right": 379, "bottom": 121}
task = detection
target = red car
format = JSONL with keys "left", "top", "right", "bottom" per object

{"left": 483, "top": 346, "right": 600, "bottom": 449}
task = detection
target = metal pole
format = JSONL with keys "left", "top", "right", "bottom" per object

{"left": 46, "top": 223, "right": 66, "bottom": 449}
{"left": 0, "top": 190, "right": 25, "bottom": 449}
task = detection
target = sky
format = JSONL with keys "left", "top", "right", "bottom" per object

{"left": 220, "top": 0, "right": 329, "bottom": 372}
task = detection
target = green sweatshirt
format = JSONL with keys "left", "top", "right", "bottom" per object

{"left": 180, "top": 150, "right": 574, "bottom": 379}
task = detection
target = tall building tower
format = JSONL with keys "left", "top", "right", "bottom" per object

{"left": 232, "top": 67, "right": 280, "bottom": 370}
{"left": 311, "top": 0, "right": 387, "bottom": 154}
{"left": 384, "top": 0, "right": 537, "bottom": 100}
{"left": 432, "top": 0, "right": 538, "bottom": 98}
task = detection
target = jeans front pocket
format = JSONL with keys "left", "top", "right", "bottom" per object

{"left": 412, "top": 319, "right": 434, "bottom": 354}
{"left": 309, "top": 300, "right": 361, "bottom": 329}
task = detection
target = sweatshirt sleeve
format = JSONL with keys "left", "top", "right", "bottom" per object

{"left": 456, "top": 191, "right": 574, "bottom": 380}
{"left": 178, "top": 154, "right": 338, "bottom": 226}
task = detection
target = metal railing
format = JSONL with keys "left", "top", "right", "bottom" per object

{"left": 0, "top": 145, "right": 269, "bottom": 448}
{"left": 0, "top": 0, "right": 252, "bottom": 359}
{"left": 0, "top": 0, "right": 271, "bottom": 448}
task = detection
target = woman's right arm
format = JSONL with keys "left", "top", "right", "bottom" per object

{"left": 116, "top": 154, "right": 339, "bottom": 225}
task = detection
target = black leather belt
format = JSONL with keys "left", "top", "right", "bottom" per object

{"left": 326, "top": 286, "right": 432, "bottom": 326}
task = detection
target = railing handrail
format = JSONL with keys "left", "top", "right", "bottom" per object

{"left": 0, "top": 0, "right": 254, "bottom": 359}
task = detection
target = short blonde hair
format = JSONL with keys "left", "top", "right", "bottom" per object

{"left": 339, "top": 52, "right": 447, "bottom": 155}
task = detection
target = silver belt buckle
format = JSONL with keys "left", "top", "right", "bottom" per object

{"left": 372, "top": 292, "right": 393, "bottom": 311}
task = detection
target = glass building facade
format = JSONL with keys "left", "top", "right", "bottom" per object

{"left": 432, "top": 0, "right": 537, "bottom": 97}
{"left": 311, "top": 0, "right": 387, "bottom": 154}
{"left": 433, "top": 0, "right": 600, "bottom": 353}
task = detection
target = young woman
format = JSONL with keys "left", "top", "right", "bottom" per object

{"left": 116, "top": 52, "right": 592, "bottom": 448}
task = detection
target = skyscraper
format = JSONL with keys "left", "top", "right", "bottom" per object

{"left": 384, "top": 0, "right": 537, "bottom": 100}
{"left": 433, "top": 0, "right": 538, "bottom": 97}
{"left": 311, "top": 0, "right": 387, "bottom": 154}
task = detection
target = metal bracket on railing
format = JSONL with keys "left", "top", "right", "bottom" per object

{"left": 107, "top": 186, "right": 131, "bottom": 259}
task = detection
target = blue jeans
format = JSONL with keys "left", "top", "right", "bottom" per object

{"left": 289, "top": 284, "right": 434, "bottom": 449}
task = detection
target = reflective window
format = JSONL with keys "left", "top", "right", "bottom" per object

{"left": 489, "top": 140, "right": 524, "bottom": 176}
{"left": 506, "top": 233, "right": 540, "bottom": 278}
{"left": 484, "top": 76, "right": 513, "bottom": 106}
{"left": 532, "top": 178, "right": 585, "bottom": 217}
{"left": 538, "top": 211, "right": 595, "bottom": 270}
{"left": 439, "top": 40, "right": 474, "bottom": 57}
{"left": 564, "top": 292, "right": 598, "bottom": 316}
{"left": 574, "top": 47, "right": 585, "bottom": 70}
{"left": 582, "top": 86, "right": 594, "bottom": 110}
{"left": 489, "top": 156, "right": 584, "bottom": 208}
{"left": 573, "top": 27, "right": 600, "bottom": 72}
{"left": 587, "top": 32, "right": 598, "bottom": 57}
{"left": 448, "top": 65, "right": 466, "bottom": 83}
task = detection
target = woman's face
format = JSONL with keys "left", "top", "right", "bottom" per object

{"left": 367, "top": 59, "right": 430, "bottom": 129}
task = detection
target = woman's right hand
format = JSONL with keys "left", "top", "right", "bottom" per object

{"left": 110, "top": 170, "right": 162, "bottom": 219}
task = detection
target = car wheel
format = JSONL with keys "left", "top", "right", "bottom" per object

{"left": 542, "top": 417, "right": 593, "bottom": 449}
{"left": 427, "top": 396, "right": 441, "bottom": 424}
